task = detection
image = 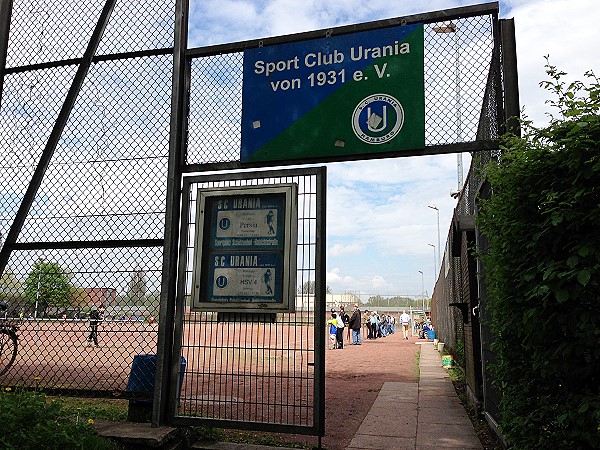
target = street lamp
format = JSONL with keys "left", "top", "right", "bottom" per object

{"left": 433, "top": 21, "right": 463, "bottom": 191}
{"left": 418, "top": 270, "right": 425, "bottom": 311}
{"left": 428, "top": 243, "right": 436, "bottom": 286}
{"left": 428, "top": 204, "right": 441, "bottom": 271}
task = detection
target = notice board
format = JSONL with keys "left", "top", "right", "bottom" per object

{"left": 191, "top": 184, "right": 298, "bottom": 312}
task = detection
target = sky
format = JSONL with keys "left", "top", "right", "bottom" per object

{"left": 185, "top": 0, "right": 600, "bottom": 299}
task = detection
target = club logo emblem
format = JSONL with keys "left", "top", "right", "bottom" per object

{"left": 219, "top": 217, "right": 231, "bottom": 230}
{"left": 352, "top": 94, "right": 404, "bottom": 144}
{"left": 215, "top": 275, "right": 228, "bottom": 289}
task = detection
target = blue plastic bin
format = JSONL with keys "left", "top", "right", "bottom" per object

{"left": 126, "top": 354, "right": 186, "bottom": 406}
{"left": 426, "top": 330, "right": 437, "bottom": 340}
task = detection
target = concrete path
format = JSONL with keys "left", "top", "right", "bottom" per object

{"left": 98, "top": 341, "right": 483, "bottom": 450}
{"left": 347, "top": 341, "right": 482, "bottom": 450}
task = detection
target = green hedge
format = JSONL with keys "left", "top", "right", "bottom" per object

{"left": 478, "top": 62, "right": 600, "bottom": 449}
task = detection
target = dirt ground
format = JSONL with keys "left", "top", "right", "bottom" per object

{"left": 3, "top": 319, "right": 498, "bottom": 449}
{"left": 285, "top": 328, "right": 420, "bottom": 450}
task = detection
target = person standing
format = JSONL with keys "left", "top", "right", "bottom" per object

{"left": 335, "top": 308, "right": 345, "bottom": 349}
{"left": 370, "top": 311, "right": 378, "bottom": 338}
{"left": 399, "top": 310, "right": 411, "bottom": 340}
{"left": 340, "top": 305, "right": 351, "bottom": 343}
{"left": 87, "top": 306, "right": 104, "bottom": 348}
{"left": 363, "top": 309, "right": 371, "bottom": 340}
{"left": 327, "top": 311, "right": 338, "bottom": 349}
{"left": 348, "top": 304, "right": 362, "bottom": 345}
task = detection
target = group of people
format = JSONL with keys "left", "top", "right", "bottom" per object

{"left": 327, "top": 304, "right": 363, "bottom": 349}
{"left": 327, "top": 306, "right": 417, "bottom": 348}
{"left": 364, "top": 310, "right": 395, "bottom": 339}
{"left": 417, "top": 320, "right": 435, "bottom": 339}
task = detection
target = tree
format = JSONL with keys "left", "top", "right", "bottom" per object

{"left": 364, "top": 295, "right": 418, "bottom": 308}
{"left": 23, "top": 260, "right": 73, "bottom": 317}
{"left": 0, "top": 268, "right": 21, "bottom": 299}
{"left": 125, "top": 268, "right": 148, "bottom": 306}
{"left": 297, "top": 281, "right": 332, "bottom": 294}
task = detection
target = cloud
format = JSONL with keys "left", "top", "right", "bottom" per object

{"left": 326, "top": 267, "right": 395, "bottom": 296}
{"left": 327, "top": 154, "right": 461, "bottom": 259}
{"left": 326, "top": 267, "right": 355, "bottom": 285}
{"left": 504, "top": 0, "right": 600, "bottom": 125}
{"left": 367, "top": 275, "right": 390, "bottom": 289}
{"left": 326, "top": 267, "right": 398, "bottom": 301}
{"left": 328, "top": 243, "right": 364, "bottom": 257}
{"left": 188, "top": 0, "right": 473, "bottom": 46}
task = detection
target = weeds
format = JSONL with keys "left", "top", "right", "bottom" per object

{"left": 0, "top": 387, "right": 122, "bottom": 450}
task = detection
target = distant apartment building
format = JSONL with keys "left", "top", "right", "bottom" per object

{"left": 80, "top": 287, "right": 117, "bottom": 308}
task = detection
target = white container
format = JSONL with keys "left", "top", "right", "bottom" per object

{"left": 437, "top": 342, "right": 445, "bottom": 352}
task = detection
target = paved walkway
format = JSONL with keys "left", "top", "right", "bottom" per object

{"left": 346, "top": 341, "right": 482, "bottom": 449}
{"left": 98, "top": 341, "right": 483, "bottom": 450}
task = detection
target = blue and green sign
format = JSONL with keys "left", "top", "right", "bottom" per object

{"left": 241, "top": 24, "right": 424, "bottom": 163}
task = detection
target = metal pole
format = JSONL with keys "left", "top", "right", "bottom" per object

{"left": 500, "top": 18, "right": 521, "bottom": 137}
{"left": 153, "top": 0, "right": 189, "bottom": 427}
{"left": 418, "top": 270, "right": 424, "bottom": 311}
{"left": 428, "top": 243, "right": 436, "bottom": 286}
{"left": 455, "top": 24, "right": 463, "bottom": 190}
{"left": 436, "top": 208, "right": 441, "bottom": 270}
{"left": 433, "top": 21, "right": 463, "bottom": 191}
{"left": 428, "top": 204, "right": 441, "bottom": 271}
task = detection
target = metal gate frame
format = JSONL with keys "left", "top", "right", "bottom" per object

{"left": 152, "top": 0, "right": 506, "bottom": 433}
{"left": 163, "top": 167, "right": 327, "bottom": 436}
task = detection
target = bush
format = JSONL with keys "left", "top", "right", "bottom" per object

{"left": 478, "top": 61, "right": 600, "bottom": 449}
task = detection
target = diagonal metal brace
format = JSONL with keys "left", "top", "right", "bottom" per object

{"left": 0, "top": 0, "right": 117, "bottom": 276}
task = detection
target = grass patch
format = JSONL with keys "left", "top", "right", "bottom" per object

{"left": 54, "top": 396, "right": 129, "bottom": 422}
{"left": 0, "top": 388, "right": 123, "bottom": 450}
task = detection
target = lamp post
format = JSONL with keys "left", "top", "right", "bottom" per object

{"left": 434, "top": 21, "right": 463, "bottom": 191}
{"left": 418, "top": 270, "right": 425, "bottom": 311}
{"left": 428, "top": 243, "right": 436, "bottom": 287}
{"left": 428, "top": 204, "right": 441, "bottom": 271}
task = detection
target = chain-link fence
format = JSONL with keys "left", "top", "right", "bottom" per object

{"left": 0, "top": 0, "right": 174, "bottom": 395}
{"left": 429, "top": 43, "right": 506, "bottom": 424}
{"left": 186, "top": 13, "right": 498, "bottom": 167}
{"left": 1, "top": 0, "right": 502, "bottom": 435}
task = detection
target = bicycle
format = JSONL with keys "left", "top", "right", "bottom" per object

{"left": 0, "top": 301, "right": 18, "bottom": 376}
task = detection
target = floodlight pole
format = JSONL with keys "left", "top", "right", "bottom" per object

{"left": 434, "top": 21, "right": 463, "bottom": 191}
{"left": 418, "top": 270, "right": 425, "bottom": 311}
{"left": 428, "top": 204, "right": 441, "bottom": 271}
{"left": 454, "top": 25, "right": 463, "bottom": 190}
{"left": 428, "top": 243, "right": 437, "bottom": 287}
